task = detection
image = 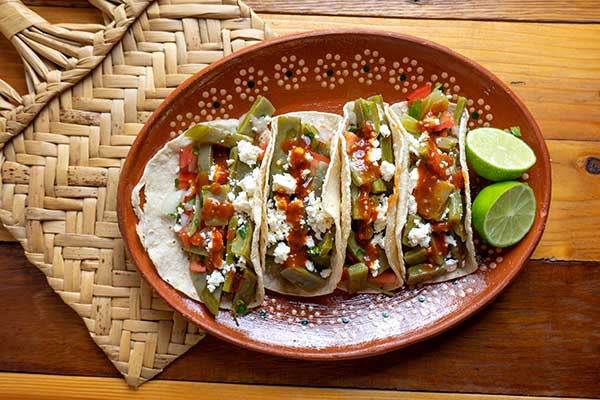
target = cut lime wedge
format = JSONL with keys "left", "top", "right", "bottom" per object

{"left": 466, "top": 127, "right": 536, "bottom": 181}
{"left": 472, "top": 181, "right": 536, "bottom": 248}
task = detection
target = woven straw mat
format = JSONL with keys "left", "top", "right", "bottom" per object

{"left": 0, "top": 0, "right": 275, "bottom": 387}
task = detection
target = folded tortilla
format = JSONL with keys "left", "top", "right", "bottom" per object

{"left": 338, "top": 100, "right": 406, "bottom": 293}
{"left": 387, "top": 102, "right": 478, "bottom": 284}
{"left": 132, "top": 119, "right": 266, "bottom": 310}
{"left": 260, "top": 111, "right": 344, "bottom": 296}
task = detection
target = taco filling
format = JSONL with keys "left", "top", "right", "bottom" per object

{"left": 398, "top": 84, "right": 472, "bottom": 285}
{"left": 264, "top": 115, "right": 338, "bottom": 292}
{"left": 168, "top": 96, "right": 275, "bottom": 315}
{"left": 342, "top": 96, "right": 400, "bottom": 293}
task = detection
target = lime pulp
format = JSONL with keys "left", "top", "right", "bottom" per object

{"left": 471, "top": 181, "right": 536, "bottom": 248}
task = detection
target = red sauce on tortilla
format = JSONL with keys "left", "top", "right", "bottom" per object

{"left": 345, "top": 121, "right": 385, "bottom": 269}
{"left": 202, "top": 199, "right": 234, "bottom": 225}
{"left": 276, "top": 136, "right": 315, "bottom": 269}
{"left": 283, "top": 199, "right": 309, "bottom": 269}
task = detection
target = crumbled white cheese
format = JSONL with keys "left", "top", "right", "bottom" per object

{"left": 320, "top": 268, "right": 332, "bottom": 278}
{"left": 282, "top": 163, "right": 290, "bottom": 171}
{"left": 221, "top": 263, "right": 235, "bottom": 274}
{"left": 306, "top": 235, "right": 315, "bottom": 248}
{"left": 237, "top": 213, "right": 247, "bottom": 227}
{"left": 238, "top": 140, "right": 262, "bottom": 166}
{"left": 305, "top": 192, "right": 333, "bottom": 235}
{"left": 445, "top": 258, "right": 458, "bottom": 272}
{"left": 227, "top": 192, "right": 235, "bottom": 202}
{"left": 251, "top": 115, "right": 271, "bottom": 133}
{"left": 238, "top": 169, "right": 258, "bottom": 196}
{"left": 371, "top": 139, "right": 380, "bottom": 148}
{"left": 301, "top": 169, "right": 311, "bottom": 179}
{"left": 305, "top": 260, "right": 315, "bottom": 272}
{"left": 173, "top": 223, "right": 182, "bottom": 233}
{"left": 226, "top": 159, "right": 234, "bottom": 166}
{"left": 380, "top": 160, "right": 395, "bottom": 182}
{"left": 266, "top": 200, "right": 291, "bottom": 247}
{"left": 272, "top": 173, "right": 297, "bottom": 195}
{"left": 370, "top": 259, "right": 381, "bottom": 277}
{"left": 367, "top": 147, "right": 382, "bottom": 163}
{"left": 238, "top": 256, "right": 247, "bottom": 267}
{"left": 305, "top": 152, "right": 314, "bottom": 162}
{"left": 232, "top": 191, "right": 252, "bottom": 215}
{"left": 409, "top": 167, "right": 419, "bottom": 194}
{"left": 374, "top": 195, "right": 389, "bottom": 233}
{"left": 407, "top": 219, "right": 432, "bottom": 248}
{"left": 407, "top": 132, "right": 429, "bottom": 156}
{"left": 209, "top": 165, "right": 217, "bottom": 182}
{"left": 380, "top": 123, "right": 391, "bottom": 137}
{"left": 445, "top": 234, "right": 457, "bottom": 247}
{"left": 407, "top": 194, "right": 417, "bottom": 215}
{"left": 206, "top": 270, "right": 225, "bottom": 293}
{"left": 273, "top": 242, "right": 291, "bottom": 264}
{"left": 371, "top": 233, "right": 385, "bottom": 248}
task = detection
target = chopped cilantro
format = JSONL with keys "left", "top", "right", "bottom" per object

{"left": 509, "top": 126, "right": 522, "bottom": 138}
{"left": 408, "top": 100, "right": 423, "bottom": 120}
{"left": 174, "top": 178, "right": 179, "bottom": 188}
{"left": 238, "top": 224, "right": 247, "bottom": 239}
{"left": 348, "top": 124, "right": 358, "bottom": 133}
{"left": 433, "top": 82, "right": 443, "bottom": 92}
{"left": 307, "top": 246, "right": 321, "bottom": 257}
{"left": 193, "top": 218, "right": 200, "bottom": 228}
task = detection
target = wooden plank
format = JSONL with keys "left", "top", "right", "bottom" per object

{"left": 0, "top": 372, "right": 589, "bottom": 400}
{"left": 0, "top": 244, "right": 597, "bottom": 397}
{"left": 246, "top": 0, "right": 600, "bottom": 23}
{"left": 21, "top": 0, "right": 600, "bottom": 23}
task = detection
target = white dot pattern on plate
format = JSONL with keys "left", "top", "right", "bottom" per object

{"left": 274, "top": 55, "right": 307, "bottom": 91}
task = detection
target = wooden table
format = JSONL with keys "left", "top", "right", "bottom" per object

{"left": 0, "top": 1, "right": 599, "bottom": 399}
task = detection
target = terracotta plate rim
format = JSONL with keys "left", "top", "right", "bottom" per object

{"left": 117, "top": 29, "right": 551, "bottom": 360}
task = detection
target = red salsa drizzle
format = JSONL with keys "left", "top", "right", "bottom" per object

{"left": 412, "top": 108, "right": 462, "bottom": 262}
{"left": 275, "top": 135, "right": 322, "bottom": 270}
{"left": 345, "top": 122, "right": 384, "bottom": 269}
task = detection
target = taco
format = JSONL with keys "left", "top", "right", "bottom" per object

{"left": 260, "top": 112, "right": 344, "bottom": 296}
{"left": 387, "top": 84, "right": 478, "bottom": 285}
{"left": 132, "top": 96, "right": 275, "bottom": 316}
{"left": 338, "top": 96, "right": 406, "bottom": 294}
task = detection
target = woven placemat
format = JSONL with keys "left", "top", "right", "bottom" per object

{"left": 0, "top": 0, "right": 275, "bottom": 387}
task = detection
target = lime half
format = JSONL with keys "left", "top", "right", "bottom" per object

{"left": 472, "top": 181, "right": 536, "bottom": 248}
{"left": 466, "top": 127, "right": 536, "bottom": 181}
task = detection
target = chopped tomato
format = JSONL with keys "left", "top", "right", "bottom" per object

{"left": 189, "top": 258, "right": 205, "bottom": 273}
{"left": 434, "top": 111, "right": 455, "bottom": 132}
{"left": 407, "top": 82, "right": 432, "bottom": 104}
{"left": 179, "top": 144, "right": 196, "bottom": 169}
{"left": 367, "top": 270, "right": 397, "bottom": 285}
{"left": 344, "top": 131, "right": 360, "bottom": 153}
{"left": 178, "top": 170, "right": 196, "bottom": 190}
{"left": 178, "top": 230, "right": 191, "bottom": 247}
{"left": 309, "top": 150, "right": 330, "bottom": 165}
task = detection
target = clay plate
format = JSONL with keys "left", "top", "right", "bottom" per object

{"left": 117, "top": 30, "right": 551, "bottom": 360}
